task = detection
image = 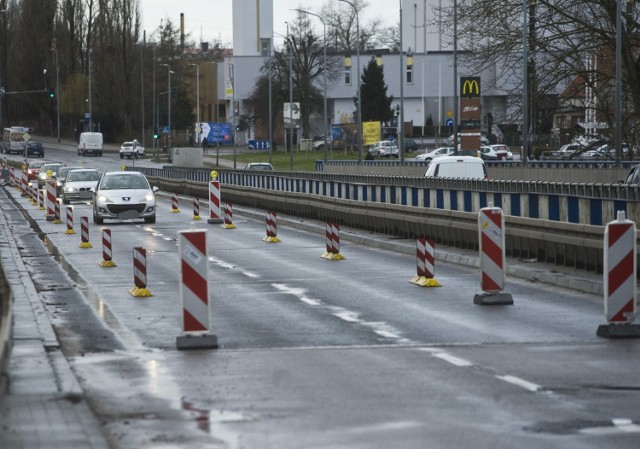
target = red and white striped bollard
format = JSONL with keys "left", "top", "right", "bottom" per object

{"left": 321, "top": 223, "right": 345, "bottom": 260}
{"left": 221, "top": 202, "right": 236, "bottom": 229}
{"left": 171, "top": 192, "right": 180, "bottom": 213}
{"left": 176, "top": 230, "right": 218, "bottom": 349}
{"left": 79, "top": 216, "right": 92, "bottom": 248}
{"left": 192, "top": 196, "right": 201, "bottom": 220}
{"left": 263, "top": 211, "right": 281, "bottom": 243}
{"left": 207, "top": 179, "right": 223, "bottom": 224}
{"left": 130, "top": 247, "right": 152, "bottom": 297}
{"left": 45, "top": 180, "right": 57, "bottom": 221}
{"left": 410, "top": 238, "right": 441, "bottom": 287}
{"left": 64, "top": 206, "right": 75, "bottom": 234}
{"left": 99, "top": 228, "right": 116, "bottom": 267}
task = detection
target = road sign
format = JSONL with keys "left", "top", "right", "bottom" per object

{"left": 446, "top": 111, "right": 453, "bottom": 118}
{"left": 446, "top": 118, "right": 453, "bottom": 127}
{"left": 162, "top": 127, "right": 169, "bottom": 134}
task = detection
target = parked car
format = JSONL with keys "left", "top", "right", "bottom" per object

{"left": 37, "top": 162, "right": 63, "bottom": 188}
{"left": 424, "top": 156, "right": 487, "bottom": 179}
{"left": 26, "top": 161, "right": 43, "bottom": 181}
{"left": 55, "top": 166, "right": 84, "bottom": 196}
{"left": 403, "top": 139, "right": 418, "bottom": 153}
{"left": 119, "top": 140, "right": 145, "bottom": 159}
{"left": 245, "top": 162, "right": 274, "bottom": 171}
{"left": 414, "top": 146, "right": 454, "bottom": 162}
{"left": 92, "top": 171, "right": 158, "bottom": 224}
{"left": 25, "top": 141, "right": 44, "bottom": 158}
{"left": 490, "top": 144, "right": 513, "bottom": 160}
{"left": 61, "top": 168, "right": 102, "bottom": 204}
{"left": 369, "top": 140, "right": 399, "bottom": 158}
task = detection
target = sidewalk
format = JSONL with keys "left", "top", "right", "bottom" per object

{"left": 0, "top": 187, "right": 109, "bottom": 449}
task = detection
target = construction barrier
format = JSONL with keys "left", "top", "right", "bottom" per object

{"left": 130, "top": 247, "right": 153, "bottom": 297}
{"left": 99, "top": 228, "right": 116, "bottom": 267}
{"left": 207, "top": 180, "right": 223, "bottom": 224}
{"left": 29, "top": 184, "right": 37, "bottom": 205}
{"left": 64, "top": 206, "right": 75, "bottom": 234}
{"left": 9, "top": 167, "right": 15, "bottom": 187}
{"left": 53, "top": 197, "right": 62, "bottom": 224}
{"left": 176, "top": 230, "right": 218, "bottom": 349}
{"left": 410, "top": 238, "right": 441, "bottom": 287}
{"left": 38, "top": 189, "right": 45, "bottom": 210}
{"left": 597, "top": 211, "right": 640, "bottom": 338}
{"left": 474, "top": 206, "right": 513, "bottom": 305}
{"left": 171, "top": 192, "right": 180, "bottom": 213}
{"left": 79, "top": 216, "right": 92, "bottom": 248}
{"left": 45, "top": 180, "right": 56, "bottom": 221}
{"left": 221, "top": 202, "right": 236, "bottom": 229}
{"left": 20, "top": 170, "right": 28, "bottom": 196}
{"left": 192, "top": 196, "right": 201, "bottom": 221}
{"left": 321, "top": 223, "right": 345, "bottom": 260}
{"left": 263, "top": 211, "right": 281, "bottom": 243}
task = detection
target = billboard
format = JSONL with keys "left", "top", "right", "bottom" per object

{"left": 362, "top": 121, "right": 381, "bottom": 146}
{"left": 198, "top": 122, "right": 233, "bottom": 145}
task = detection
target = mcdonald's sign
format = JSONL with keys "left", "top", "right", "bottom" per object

{"left": 460, "top": 77, "right": 481, "bottom": 98}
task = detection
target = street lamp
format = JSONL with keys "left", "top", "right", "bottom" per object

{"left": 338, "top": 0, "right": 362, "bottom": 163}
{"left": 50, "top": 48, "right": 60, "bottom": 142}
{"left": 294, "top": 8, "right": 328, "bottom": 163}
{"left": 398, "top": 0, "right": 405, "bottom": 163}
{"left": 189, "top": 63, "right": 200, "bottom": 144}
{"left": 285, "top": 22, "right": 294, "bottom": 170}
{"left": 160, "top": 63, "right": 172, "bottom": 150}
{"left": 82, "top": 48, "right": 93, "bottom": 131}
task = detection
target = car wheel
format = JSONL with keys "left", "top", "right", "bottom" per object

{"left": 134, "top": 153, "right": 139, "bottom": 159}
{"left": 93, "top": 211, "right": 103, "bottom": 224}
{"left": 62, "top": 197, "right": 70, "bottom": 205}
{"left": 99, "top": 152, "right": 102, "bottom": 157}
{"left": 144, "top": 216, "right": 156, "bottom": 224}
{"left": 120, "top": 154, "right": 124, "bottom": 159}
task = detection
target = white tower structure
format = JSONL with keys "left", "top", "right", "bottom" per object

{"left": 232, "top": 0, "right": 274, "bottom": 57}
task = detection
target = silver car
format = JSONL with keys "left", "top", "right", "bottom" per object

{"left": 62, "top": 168, "right": 102, "bottom": 204}
{"left": 92, "top": 171, "right": 158, "bottom": 224}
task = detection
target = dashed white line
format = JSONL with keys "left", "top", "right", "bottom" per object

{"left": 432, "top": 352, "right": 473, "bottom": 367}
{"left": 495, "top": 375, "right": 541, "bottom": 392}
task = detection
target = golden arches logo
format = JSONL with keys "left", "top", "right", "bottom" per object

{"left": 461, "top": 77, "right": 480, "bottom": 97}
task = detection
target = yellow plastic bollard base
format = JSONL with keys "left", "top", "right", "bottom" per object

{"left": 52, "top": 219, "right": 63, "bottom": 224}
{"left": 64, "top": 229, "right": 76, "bottom": 235}
{"left": 410, "top": 276, "right": 442, "bottom": 287}
{"left": 171, "top": 208, "right": 181, "bottom": 213}
{"left": 38, "top": 206, "right": 45, "bottom": 211}
{"left": 221, "top": 223, "right": 236, "bottom": 229}
{"left": 79, "top": 242, "right": 93, "bottom": 248}
{"left": 192, "top": 215, "right": 202, "bottom": 221}
{"left": 263, "top": 236, "right": 281, "bottom": 243}
{"left": 99, "top": 259, "right": 117, "bottom": 268}
{"left": 321, "top": 251, "right": 345, "bottom": 260}
{"left": 129, "top": 286, "right": 153, "bottom": 297}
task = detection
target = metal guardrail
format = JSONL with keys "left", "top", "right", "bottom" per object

{"left": 145, "top": 170, "right": 609, "bottom": 274}
{"left": 0, "top": 267, "right": 12, "bottom": 399}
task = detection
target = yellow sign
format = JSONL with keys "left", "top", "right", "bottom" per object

{"left": 210, "top": 170, "right": 218, "bottom": 180}
{"left": 362, "top": 121, "right": 381, "bottom": 146}
{"left": 461, "top": 77, "right": 481, "bottom": 97}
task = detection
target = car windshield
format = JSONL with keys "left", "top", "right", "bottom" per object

{"left": 101, "top": 174, "right": 148, "bottom": 190}
{"left": 68, "top": 171, "right": 101, "bottom": 182}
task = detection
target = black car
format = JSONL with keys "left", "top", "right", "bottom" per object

{"left": 25, "top": 141, "right": 44, "bottom": 157}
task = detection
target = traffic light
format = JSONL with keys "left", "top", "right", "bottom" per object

{"left": 49, "top": 87, "right": 55, "bottom": 99}
{"left": 153, "top": 127, "right": 159, "bottom": 139}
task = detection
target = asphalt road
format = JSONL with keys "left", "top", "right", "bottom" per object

{"left": 2, "top": 149, "right": 639, "bottom": 449}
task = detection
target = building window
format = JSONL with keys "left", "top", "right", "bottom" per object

{"left": 406, "top": 64, "right": 413, "bottom": 84}
{"left": 260, "top": 39, "right": 271, "bottom": 57}
{"left": 344, "top": 56, "right": 352, "bottom": 85}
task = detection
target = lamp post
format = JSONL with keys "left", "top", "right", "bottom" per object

{"left": 614, "top": 0, "right": 622, "bottom": 167}
{"left": 399, "top": 0, "right": 405, "bottom": 163}
{"left": 0, "top": 10, "right": 8, "bottom": 130}
{"left": 83, "top": 48, "right": 93, "bottom": 131}
{"left": 160, "top": 63, "right": 172, "bottom": 150}
{"left": 284, "top": 22, "right": 294, "bottom": 170}
{"left": 227, "top": 59, "right": 237, "bottom": 169}
{"left": 521, "top": 0, "right": 529, "bottom": 165}
{"left": 189, "top": 63, "right": 200, "bottom": 145}
{"left": 294, "top": 8, "right": 328, "bottom": 163}
{"left": 267, "top": 38, "right": 273, "bottom": 164}
{"left": 49, "top": 48, "right": 60, "bottom": 142}
{"left": 140, "top": 35, "right": 145, "bottom": 149}
{"left": 338, "top": 0, "right": 362, "bottom": 163}
{"left": 452, "top": 0, "right": 458, "bottom": 154}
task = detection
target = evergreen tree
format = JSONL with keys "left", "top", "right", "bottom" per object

{"left": 359, "top": 57, "right": 393, "bottom": 124}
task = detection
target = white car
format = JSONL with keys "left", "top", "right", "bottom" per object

{"left": 119, "top": 141, "right": 145, "bottom": 159}
{"left": 368, "top": 140, "right": 399, "bottom": 158}
{"left": 490, "top": 144, "right": 513, "bottom": 160}
{"left": 61, "top": 168, "right": 101, "bottom": 204}
{"left": 414, "top": 146, "right": 454, "bottom": 162}
{"left": 93, "top": 171, "right": 158, "bottom": 224}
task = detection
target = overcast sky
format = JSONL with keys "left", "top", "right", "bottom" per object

{"left": 138, "top": 0, "right": 396, "bottom": 46}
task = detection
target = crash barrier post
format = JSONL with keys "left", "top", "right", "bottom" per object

{"left": 597, "top": 211, "right": 640, "bottom": 338}
{"left": 79, "top": 216, "right": 92, "bottom": 248}
{"left": 221, "top": 202, "right": 236, "bottom": 229}
{"left": 64, "top": 206, "right": 75, "bottom": 234}
{"left": 321, "top": 223, "right": 345, "bottom": 260}
{"left": 474, "top": 206, "right": 513, "bottom": 305}
{"left": 45, "top": 180, "right": 56, "bottom": 221}
{"left": 171, "top": 192, "right": 180, "bottom": 213}
{"left": 130, "top": 247, "right": 153, "bottom": 297}
{"left": 9, "top": 166, "right": 15, "bottom": 187}
{"left": 53, "top": 197, "right": 62, "bottom": 224}
{"left": 410, "top": 238, "right": 441, "bottom": 287}
{"left": 38, "top": 189, "right": 45, "bottom": 210}
{"left": 207, "top": 171, "right": 223, "bottom": 224}
{"left": 29, "top": 184, "right": 37, "bottom": 205}
{"left": 99, "top": 228, "right": 116, "bottom": 267}
{"left": 192, "top": 196, "right": 201, "bottom": 221}
{"left": 263, "top": 211, "right": 281, "bottom": 243}
{"left": 176, "top": 230, "right": 218, "bottom": 350}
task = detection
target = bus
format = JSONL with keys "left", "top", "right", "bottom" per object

{"left": 1, "top": 127, "right": 28, "bottom": 155}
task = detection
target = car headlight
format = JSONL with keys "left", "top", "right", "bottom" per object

{"left": 39, "top": 173, "right": 46, "bottom": 179}
{"left": 144, "top": 193, "right": 155, "bottom": 202}
{"left": 97, "top": 195, "right": 112, "bottom": 203}
{"left": 65, "top": 187, "right": 77, "bottom": 193}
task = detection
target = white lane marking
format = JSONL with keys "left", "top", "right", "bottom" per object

{"left": 242, "top": 271, "right": 259, "bottom": 278}
{"left": 495, "top": 375, "right": 541, "bottom": 392}
{"left": 209, "top": 256, "right": 235, "bottom": 269}
{"left": 300, "top": 296, "right": 321, "bottom": 306}
{"left": 333, "top": 310, "right": 360, "bottom": 322}
{"left": 578, "top": 419, "right": 640, "bottom": 436}
{"left": 374, "top": 330, "right": 401, "bottom": 339}
{"left": 432, "top": 352, "right": 473, "bottom": 367}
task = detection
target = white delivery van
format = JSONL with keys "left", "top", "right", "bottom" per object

{"left": 78, "top": 132, "right": 103, "bottom": 157}
{"left": 1, "top": 127, "right": 27, "bottom": 155}
{"left": 424, "top": 156, "right": 487, "bottom": 179}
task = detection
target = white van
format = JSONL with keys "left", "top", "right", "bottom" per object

{"left": 78, "top": 132, "right": 103, "bottom": 157}
{"left": 424, "top": 156, "right": 487, "bottom": 179}
{"left": 1, "top": 127, "right": 27, "bottom": 155}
